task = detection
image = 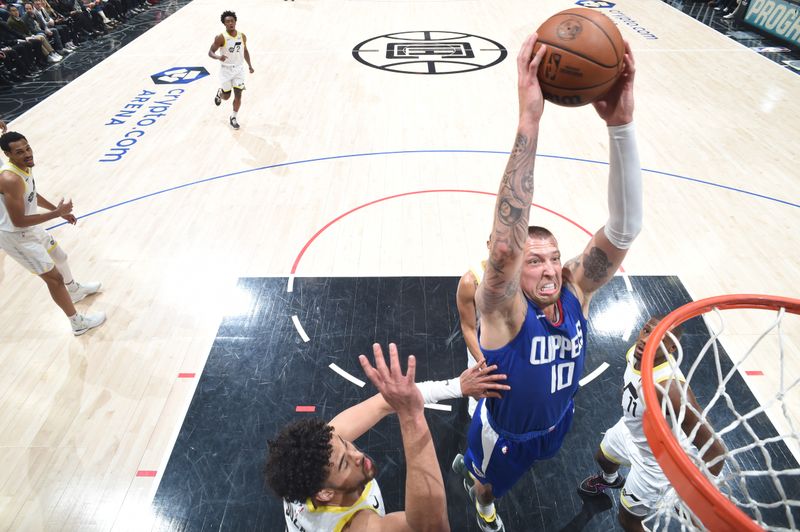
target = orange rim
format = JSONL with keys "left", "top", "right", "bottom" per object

{"left": 641, "top": 294, "right": 800, "bottom": 531}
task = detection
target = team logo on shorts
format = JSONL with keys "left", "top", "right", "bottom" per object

{"left": 151, "top": 66, "right": 210, "bottom": 85}
{"left": 353, "top": 31, "right": 507, "bottom": 75}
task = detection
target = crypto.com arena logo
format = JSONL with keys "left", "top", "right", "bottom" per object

{"left": 150, "top": 66, "right": 209, "bottom": 85}
{"left": 353, "top": 31, "right": 507, "bottom": 75}
{"left": 575, "top": 0, "right": 616, "bottom": 7}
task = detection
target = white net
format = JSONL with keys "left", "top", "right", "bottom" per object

{"left": 643, "top": 301, "right": 800, "bottom": 531}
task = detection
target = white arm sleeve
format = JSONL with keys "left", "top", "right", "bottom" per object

{"left": 415, "top": 378, "right": 462, "bottom": 404}
{"left": 603, "top": 122, "right": 643, "bottom": 250}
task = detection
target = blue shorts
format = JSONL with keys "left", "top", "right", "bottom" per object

{"left": 463, "top": 398, "right": 574, "bottom": 498}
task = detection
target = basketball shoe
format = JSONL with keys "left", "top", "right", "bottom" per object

{"left": 229, "top": 116, "right": 240, "bottom": 130}
{"left": 578, "top": 472, "right": 626, "bottom": 496}
{"left": 454, "top": 454, "right": 504, "bottom": 531}
{"left": 71, "top": 311, "right": 106, "bottom": 336}
{"left": 214, "top": 88, "right": 222, "bottom": 106}
{"left": 68, "top": 281, "right": 101, "bottom": 303}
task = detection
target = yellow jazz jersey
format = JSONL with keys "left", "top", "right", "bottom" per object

{"left": 220, "top": 31, "right": 245, "bottom": 67}
{"left": 283, "top": 479, "right": 385, "bottom": 532}
{"left": 0, "top": 162, "right": 36, "bottom": 232}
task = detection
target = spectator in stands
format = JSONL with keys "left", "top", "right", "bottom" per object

{"left": 32, "top": 0, "right": 77, "bottom": 50}
{"left": 0, "top": 17, "right": 49, "bottom": 71}
{"left": 53, "top": 0, "right": 101, "bottom": 38}
{"left": 6, "top": 4, "right": 61, "bottom": 62}
{"left": 22, "top": 2, "right": 69, "bottom": 56}
{"left": 80, "top": 0, "right": 113, "bottom": 32}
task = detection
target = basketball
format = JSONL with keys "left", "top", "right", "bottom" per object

{"left": 533, "top": 8, "right": 625, "bottom": 107}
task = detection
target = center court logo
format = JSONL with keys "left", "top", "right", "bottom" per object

{"left": 353, "top": 31, "right": 507, "bottom": 75}
{"left": 150, "top": 66, "right": 209, "bottom": 85}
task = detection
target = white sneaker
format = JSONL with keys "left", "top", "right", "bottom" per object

{"left": 69, "top": 281, "right": 102, "bottom": 303}
{"left": 47, "top": 54, "right": 59, "bottom": 63}
{"left": 71, "top": 311, "right": 106, "bottom": 336}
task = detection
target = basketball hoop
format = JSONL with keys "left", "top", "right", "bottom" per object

{"left": 641, "top": 294, "right": 800, "bottom": 531}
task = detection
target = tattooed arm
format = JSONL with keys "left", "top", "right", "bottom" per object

{"left": 477, "top": 33, "right": 547, "bottom": 348}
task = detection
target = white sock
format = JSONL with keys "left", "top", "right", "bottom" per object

{"left": 476, "top": 500, "right": 496, "bottom": 520}
{"left": 68, "top": 313, "right": 80, "bottom": 324}
{"left": 603, "top": 470, "right": 619, "bottom": 483}
{"left": 231, "top": 111, "right": 238, "bottom": 118}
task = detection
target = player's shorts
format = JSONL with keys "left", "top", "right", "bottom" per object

{"left": 219, "top": 64, "right": 246, "bottom": 92}
{"left": 600, "top": 418, "right": 670, "bottom": 517}
{"left": 463, "top": 398, "right": 574, "bottom": 498}
{"left": 0, "top": 227, "right": 57, "bottom": 275}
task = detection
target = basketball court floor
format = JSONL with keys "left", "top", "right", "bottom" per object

{"left": 0, "top": 0, "right": 798, "bottom": 530}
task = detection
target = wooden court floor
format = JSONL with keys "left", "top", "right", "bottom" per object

{"left": 0, "top": 0, "right": 798, "bottom": 530}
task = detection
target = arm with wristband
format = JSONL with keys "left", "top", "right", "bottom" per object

{"left": 562, "top": 40, "right": 642, "bottom": 313}
{"left": 416, "top": 360, "right": 508, "bottom": 404}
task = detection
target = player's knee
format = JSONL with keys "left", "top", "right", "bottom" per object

{"left": 473, "top": 480, "right": 494, "bottom": 503}
{"left": 41, "top": 266, "right": 63, "bottom": 285}
{"left": 596, "top": 449, "right": 618, "bottom": 472}
{"left": 49, "top": 245, "right": 67, "bottom": 264}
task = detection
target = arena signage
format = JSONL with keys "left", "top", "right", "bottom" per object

{"left": 745, "top": 0, "right": 800, "bottom": 46}
{"left": 99, "top": 88, "right": 186, "bottom": 163}
{"left": 575, "top": 1, "right": 616, "bottom": 8}
{"left": 150, "top": 66, "right": 209, "bottom": 85}
{"left": 607, "top": 10, "right": 659, "bottom": 40}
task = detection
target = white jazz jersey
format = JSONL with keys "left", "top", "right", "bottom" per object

{"left": 283, "top": 479, "right": 385, "bottom": 532}
{"left": 621, "top": 345, "right": 686, "bottom": 458}
{"left": 219, "top": 31, "right": 245, "bottom": 67}
{"left": 0, "top": 162, "right": 36, "bottom": 232}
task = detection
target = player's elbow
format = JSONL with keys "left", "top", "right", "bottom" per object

{"left": 603, "top": 218, "right": 641, "bottom": 250}
{"left": 488, "top": 241, "right": 517, "bottom": 269}
{"left": 8, "top": 213, "right": 28, "bottom": 228}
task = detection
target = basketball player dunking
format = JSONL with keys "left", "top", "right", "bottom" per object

{"left": 451, "top": 33, "right": 642, "bottom": 531}
{"left": 208, "top": 10, "right": 254, "bottom": 130}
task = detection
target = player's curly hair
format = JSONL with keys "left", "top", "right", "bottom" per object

{"left": 220, "top": 10, "right": 236, "bottom": 23}
{"left": 265, "top": 418, "right": 334, "bottom": 503}
{"left": 0, "top": 132, "right": 26, "bottom": 153}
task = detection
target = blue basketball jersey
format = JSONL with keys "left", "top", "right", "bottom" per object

{"left": 480, "top": 288, "right": 587, "bottom": 435}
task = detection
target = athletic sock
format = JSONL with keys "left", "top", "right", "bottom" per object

{"left": 603, "top": 471, "right": 619, "bottom": 483}
{"left": 476, "top": 500, "right": 496, "bottom": 521}
{"left": 68, "top": 313, "right": 80, "bottom": 324}
{"left": 231, "top": 111, "right": 238, "bottom": 118}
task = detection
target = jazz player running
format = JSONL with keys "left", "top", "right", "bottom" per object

{"left": 208, "top": 10, "right": 254, "bottom": 130}
{"left": 452, "top": 33, "right": 643, "bottom": 531}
